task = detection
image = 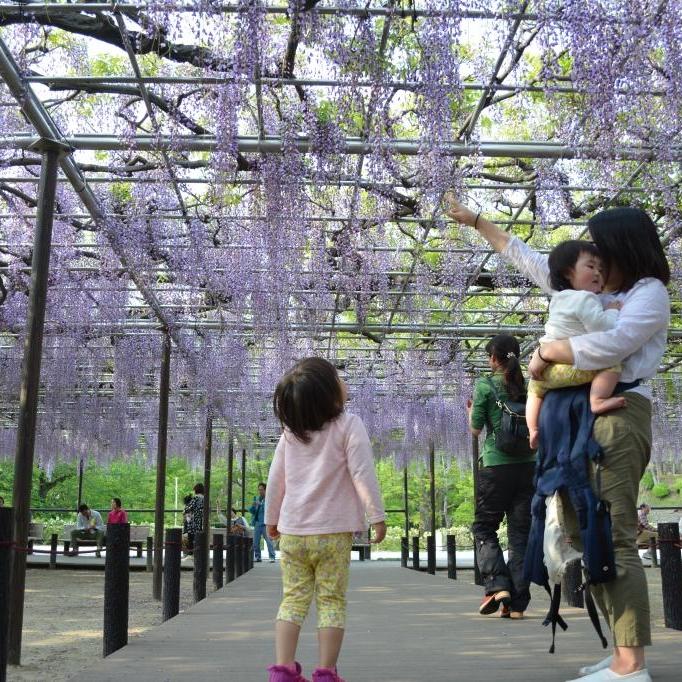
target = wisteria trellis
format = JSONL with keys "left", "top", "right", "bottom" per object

{"left": 0, "top": 0, "right": 681, "bottom": 468}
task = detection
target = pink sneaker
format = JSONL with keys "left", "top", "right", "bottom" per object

{"left": 267, "top": 662, "right": 310, "bottom": 682}
{"left": 312, "top": 668, "right": 346, "bottom": 682}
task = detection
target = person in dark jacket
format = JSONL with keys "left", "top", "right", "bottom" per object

{"left": 250, "top": 482, "right": 275, "bottom": 562}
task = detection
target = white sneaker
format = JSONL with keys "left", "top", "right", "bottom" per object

{"left": 579, "top": 656, "right": 613, "bottom": 677}
{"left": 567, "top": 667, "right": 651, "bottom": 682}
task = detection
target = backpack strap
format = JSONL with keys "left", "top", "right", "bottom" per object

{"left": 541, "top": 581, "right": 568, "bottom": 654}
{"left": 578, "top": 582, "right": 609, "bottom": 649}
{"left": 483, "top": 376, "right": 504, "bottom": 409}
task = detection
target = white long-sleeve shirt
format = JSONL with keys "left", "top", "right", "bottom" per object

{"left": 540, "top": 289, "right": 619, "bottom": 344}
{"left": 502, "top": 237, "right": 670, "bottom": 399}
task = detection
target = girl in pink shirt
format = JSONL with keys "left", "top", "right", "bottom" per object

{"left": 265, "top": 357, "right": 386, "bottom": 682}
{"left": 107, "top": 497, "right": 128, "bottom": 524}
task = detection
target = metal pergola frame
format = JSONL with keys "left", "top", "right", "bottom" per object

{"left": 1, "top": 2, "right": 681, "bottom": 666}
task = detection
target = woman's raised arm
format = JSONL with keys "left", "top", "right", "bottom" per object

{"left": 444, "top": 193, "right": 511, "bottom": 253}
{"left": 444, "top": 193, "right": 553, "bottom": 294}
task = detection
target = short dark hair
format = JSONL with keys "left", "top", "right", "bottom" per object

{"left": 231, "top": 508, "right": 239, "bottom": 514}
{"left": 257, "top": 482, "right": 267, "bottom": 490}
{"left": 273, "top": 357, "right": 345, "bottom": 443}
{"left": 78, "top": 503, "right": 89, "bottom": 513}
{"left": 588, "top": 207, "right": 670, "bottom": 292}
{"left": 548, "top": 240, "right": 601, "bottom": 291}
{"left": 193, "top": 483, "right": 205, "bottom": 495}
{"left": 112, "top": 497, "right": 122, "bottom": 508}
{"left": 183, "top": 494, "right": 193, "bottom": 505}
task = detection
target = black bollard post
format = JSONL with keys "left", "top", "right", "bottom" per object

{"left": 225, "top": 535, "right": 235, "bottom": 583}
{"left": 1, "top": 507, "right": 12, "bottom": 682}
{"left": 235, "top": 536, "right": 244, "bottom": 578}
{"left": 649, "top": 536, "right": 659, "bottom": 569}
{"left": 212, "top": 534, "right": 224, "bottom": 590}
{"left": 446, "top": 534, "right": 457, "bottom": 580}
{"left": 400, "top": 537, "right": 408, "bottom": 568}
{"left": 246, "top": 537, "right": 253, "bottom": 571}
{"left": 162, "top": 528, "right": 181, "bottom": 622}
{"left": 103, "top": 523, "right": 130, "bottom": 657}
{"left": 562, "top": 558, "right": 584, "bottom": 608}
{"left": 427, "top": 534, "right": 436, "bottom": 575}
{"left": 412, "top": 536, "right": 419, "bottom": 570}
{"left": 242, "top": 535, "right": 249, "bottom": 573}
{"left": 146, "top": 536, "right": 153, "bottom": 573}
{"left": 49, "top": 533, "right": 58, "bottom": 570}
{"left": 193, "top": 531, "right": 207, "bottom": 603}
{"left": 659, "top": 522, "right": 682, "bottom": 630}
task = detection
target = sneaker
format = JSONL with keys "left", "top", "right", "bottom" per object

{"left": 267, "top": 662, "right": 310, "bottom": 682}
{"left": 479, "top": 590, "right": 511, "bottom": 615}
{"left": 270, "top": 558, "right": 276, "bottom": 563}
{"left": 510, "top": 611, "right": 524, "bottom": 619}
{"left": 579, "top": 656, "right": 613, "bottom": 677}
{"left": 567, "top": 667, "right": 651, "bottom": 682}
{"left": 255, "top": 558, "right": 262, "bottom": 563}
{"left": 641, "top": 551, "right": 652, "bottom": 560}
{"left": 312, "top": 668, "right": 345, "bottom": 682}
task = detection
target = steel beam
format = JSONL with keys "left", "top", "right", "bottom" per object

{"left": 1, "top": 134, "right": 679, "bottom": 160}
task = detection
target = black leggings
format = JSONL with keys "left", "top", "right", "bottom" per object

{"left": 472, "top": 462, "right": 535, "bottom": 611}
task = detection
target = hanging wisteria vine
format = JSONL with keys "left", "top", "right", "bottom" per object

{"left": 0, "top": 0, "right": 680, "bottom": 468}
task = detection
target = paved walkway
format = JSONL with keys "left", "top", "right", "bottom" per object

{"left": 72, "top": 562, "right": 681, "bottom": 682}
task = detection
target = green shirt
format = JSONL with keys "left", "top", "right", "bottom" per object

{"left": 470, "top": 373, "right": 536, "bottom": 467}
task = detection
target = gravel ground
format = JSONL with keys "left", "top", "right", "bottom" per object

{"left": 7, "top": 569, "right": 194, "bottom": 682}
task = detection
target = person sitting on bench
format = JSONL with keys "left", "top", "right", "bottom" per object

{"left": 636, "top": 503, "right": 657, "bottom": 560}
{"left": 71, "top": 504, "right": 105, "bottom": 557}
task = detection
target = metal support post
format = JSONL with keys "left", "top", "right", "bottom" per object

{"left": 1, "top": 507, "right": 12, "bottom": 682}
{"left": 226, "top": 434, "right": 234, "bottom": 531}
{"left": 472, "top": 435, "right": 483, "bottom": 586}
{"left": 7, "top": 140, "right": 65, "bottom": 665}
{"left": 201, "top": 416, "right": 212, "bottom": 587}
{"left": 152, "top": 333, "right": 171, "bottom": 601}
{"left": 428, "top": 441, "right": 436, "bottom": 575}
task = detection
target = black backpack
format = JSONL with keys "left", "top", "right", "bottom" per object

{"left": 484, "top": 377, "right": 534, "bottom": 456}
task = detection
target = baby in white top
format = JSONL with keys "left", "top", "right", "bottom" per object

{"left": 527, "top": 240, "right": 624, "bottom": 448}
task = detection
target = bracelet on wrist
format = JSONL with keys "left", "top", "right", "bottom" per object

{"left": 537, "top": 347, "right": 549, "bottom": 363}
{"left": 474, "top": 212, "right": 481, "bottom": 230}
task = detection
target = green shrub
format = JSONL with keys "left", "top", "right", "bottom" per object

{"left": 674, "top": 478, "right": 682, "bottom": 494}
{"left": 651, "top": 483, "right": 670, "bottom": 499}
{"left": 641, "top": 471, "right": 655, "bottom": 490}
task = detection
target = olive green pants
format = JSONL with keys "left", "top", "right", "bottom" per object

{"left": 560, "top": 392, "right": 652, "bottom": 647}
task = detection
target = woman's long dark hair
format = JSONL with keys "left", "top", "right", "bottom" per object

{"left": 485, "top": 335, "right": 524, "bottom": 400}
{"left": 273, "top": 357, "right": 345, "bottom": 443}
{"left": 588, "top": 207, "right": 670, "bottom": 292}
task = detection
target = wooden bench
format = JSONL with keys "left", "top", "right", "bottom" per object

{"left": 27, "top": 522, "right": 44, "bottom": 554}
{"left": 352, "top": 530, "right": 371, "bottom": 561}
{"left": 62, "top": 523, "right": 150, "bottom": 557}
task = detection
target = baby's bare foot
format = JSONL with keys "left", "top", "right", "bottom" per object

{"left": 591, "top": 395, "right": 627, "bottom": 415}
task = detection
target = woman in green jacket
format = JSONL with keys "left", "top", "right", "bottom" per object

{"left": 469, "top": 334, "right": 535, "bottom": 619}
